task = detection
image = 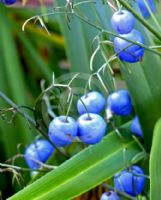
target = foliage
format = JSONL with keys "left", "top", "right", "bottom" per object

{"left": 0, "top": 0, "right": 161, "bottom": 200}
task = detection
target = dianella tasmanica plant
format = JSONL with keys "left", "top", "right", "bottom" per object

{"left": 0, "top": 0, "right": 161, "bottom": 199}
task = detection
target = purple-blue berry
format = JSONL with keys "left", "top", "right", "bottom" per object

{"left": 131, "top": 116, "right": 143, "bottom": 138}
{"left": 1, "top": 0, "right": 16, "bottom": 5}
{"left": 107, "top": 89, "right": 132, "bottom": 116}
{"left": 100, "top": 191, "right": 120, "bottom": 200}
{"left": 77, "top": 113, "right": 107, "bottom": 144}
{"left": 25, "top": 139, "right": 54, "bottom": 169}
{"left": 111, "top": 10, "right": 135, "bottom": 34}
{"left": 48, "top": 116, "right": 78, "bottom": 147}
{"left": 136, "top": 0, "right": 156, "bottom": 18}
{"left": 114, "top": 29, "right": 144, "bottom": 63}
{"left": 77, "top": 91, "right": 106, "bottom": 115}
{"left": 114, "top": 165, "right": 145, "bottom": 197}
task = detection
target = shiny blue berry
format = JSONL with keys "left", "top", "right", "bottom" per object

{"left": 1, "top": 0, "right": 16, "bottom": 5}
{"left": 111, "top": 10, "right": 135, "bottom": 34}
{"left": 107, "top": 89, "right": 132, "bottom": 116}
{"left": 78, "top": 113, "right": 107, "bottom": 144}
{"left": 114, "top": 165, "right": 145, "bottom": 197}
{"left": 136, "top": 0, "right": 156, "bottom": 18}
{"left": 100, "top": 191, "right": 120, "bottom": 200}
{"left": 25, "top": 139, "right": 54, "bottom": 169}
{"left": 114, "top": 29, "right": 144, "bottom": 63}
{"left": 77, "top": 91, "right": 106, "bottom": 115}
{"left": 48, "top": 116, "right": 78, "bottom": 147}
{"left": 131, "top": 116, "right": 143, "bottom": 138}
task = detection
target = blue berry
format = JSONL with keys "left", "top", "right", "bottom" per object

{"left": 111, "top": 10, "right": 135, "bottom": 34}
{"left": 77, "top": 91, "right": 106, "bottom": 115}
{"left": 114, "top": 29, "right": 144, "bottom": 63}
{"left": 100, "top": 191, "right": 120, "bottom": 200}
{"left": 114, "top": 165, "right": 145, "bottom": 197}
{"left": 131, "top": 116, "right": 143, "bottom": 138}
{"left": 25, "top": 139, "right": 54, "bottom": 169}
{"left": 1, "top": 0, "right": 16, "bottom": 5}
{"left": 48, "top": 116, "right": 78, "bottom": 147}
{"left": 136, "top": 0, "right": 156, "bottom": 18}
{"left": 107, "top": 89, "right": 132, "bottom": 116}
{"left": 77, "top": 113, "right": 107, "bottom": 144}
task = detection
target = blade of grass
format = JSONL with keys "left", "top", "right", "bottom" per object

{"left": 150, "top": 118, "right": 161, "bottom": 200}
{"left": 0, "top": 4, "right": 31, "bottom": 154}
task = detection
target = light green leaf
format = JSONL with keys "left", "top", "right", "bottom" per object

{"left": 150, "top": 118, "right": 161, "bottom": 200}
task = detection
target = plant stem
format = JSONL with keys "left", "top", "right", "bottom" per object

{"left": 0, "top": 162, "right": 54, "bottom": 172}
{"left": 0, "top": 91, "right": 68, "bottom": 158}
{"left": 0, "top": 92, "right": 35, "bottom": 125}
{"left": 74, "top": 12, "right": 161, "bottom": 56}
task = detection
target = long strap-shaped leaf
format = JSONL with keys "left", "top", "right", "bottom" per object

{"left": 119, "top": 0, "right": 161, "bottom": 153}
{"left": 120, "top": 50, "right": 161, "bottom": 152}
{"left": 8, "top": 124, "right": 144, "bottom": 200}
{"left": 0, "top": 4, "right": 31, "bottom": 156}
{"left": 150, "top": 118, "right": 161, "bottom": 200}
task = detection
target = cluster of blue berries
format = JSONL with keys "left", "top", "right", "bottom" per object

{"left": 111, "top": 0, "right": 156, "bottom": 63}
{"left": 48, "top": 91, "right": 107, "bottom": 146}
{"left": 101, "top": 165, "right": 145, "bottom": 199}
{"left": 24, "top": 89, "right": 143, "bottom": 170}
{"left": 0, "top": 0, "right": 16, "bottom": 5}
{"left": 111, "top": 10, "right": 144, "bottom": 63}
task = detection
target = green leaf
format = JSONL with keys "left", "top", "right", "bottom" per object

{"left": 54, "top": 0, "right": 115, "bottom": 92}
{"left": 54, "top": 0, "right": 90, "bottom": 74}
{"left": 8, "top": 123, "right": 145, "bottom": 200}
{"left": 150, "top": 118, "right": 161, "bottom": 200}
{"left": 118, "top": 0, "right": 161, "bottom": 153}
{"left": 18, "top": 31, "right": 52, "bottom": 82}
{"left": 120, "top": 41, "right": 161, "bottom": 152}
{"left": 0, "top": 4, "right": 31, "bottom": 156}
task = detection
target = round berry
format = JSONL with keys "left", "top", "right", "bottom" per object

{"left": 77, "top": 91, "right": 106, "bottom": 115}
{"left": 114, "top": 165, "right": 145, "bottom": 196}
{"left": 100, "top": 191, "right": 120, "bottom": 200}
{"left": 25, "top": 139, "right": 54, "bottom": 169}
{"left": 48, "top": 116, "right": 78, "bottom": 147}
{"left": 1, "top": 0, "right": 16, "bottom": 5}
{"left": 77, "top": 113, "right": 107, "bottom": 144}
{"left": 107, "top": 89, "right": 132, "bottom": 116}
{"left": 114, "top": 29, "right": 144, "bottom": 63}
{"left": 131, "top": 116, "right": 143, "bottom": 138}
{"left": 136, "top": 0, "right": 156, "bottom": 18}
{"left": 111, "top": 10, "right": 135, "bottom": 34}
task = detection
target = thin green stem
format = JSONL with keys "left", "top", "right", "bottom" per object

{"left": 0, "top": 162, "right": 55, "bottom": 172}
{"left": 115, "top": 0, "right": 122, "bottom": 11}
{"left": 90, "top": 46, "right": 100, "bottom": 71}
{"left": 23, "top": 7, "right": 161, "bottom": 57}
{"left": 78, "top": 97, "right": 91, "bottom": 120}
{"left": 143, "top": 0, "right": 161, "bottom": 33}
{"left": 65, "top": 93, "right": 74, "bottom": 121}
{"left": 74, "top": 12, "right": 161, "bottom": 57}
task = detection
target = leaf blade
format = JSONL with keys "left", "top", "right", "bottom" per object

{"left": 8, "top": 123, "right": 144, "bottom": 200}
{"left": 150, "top": 118, "right": 161, "bottom": 200}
